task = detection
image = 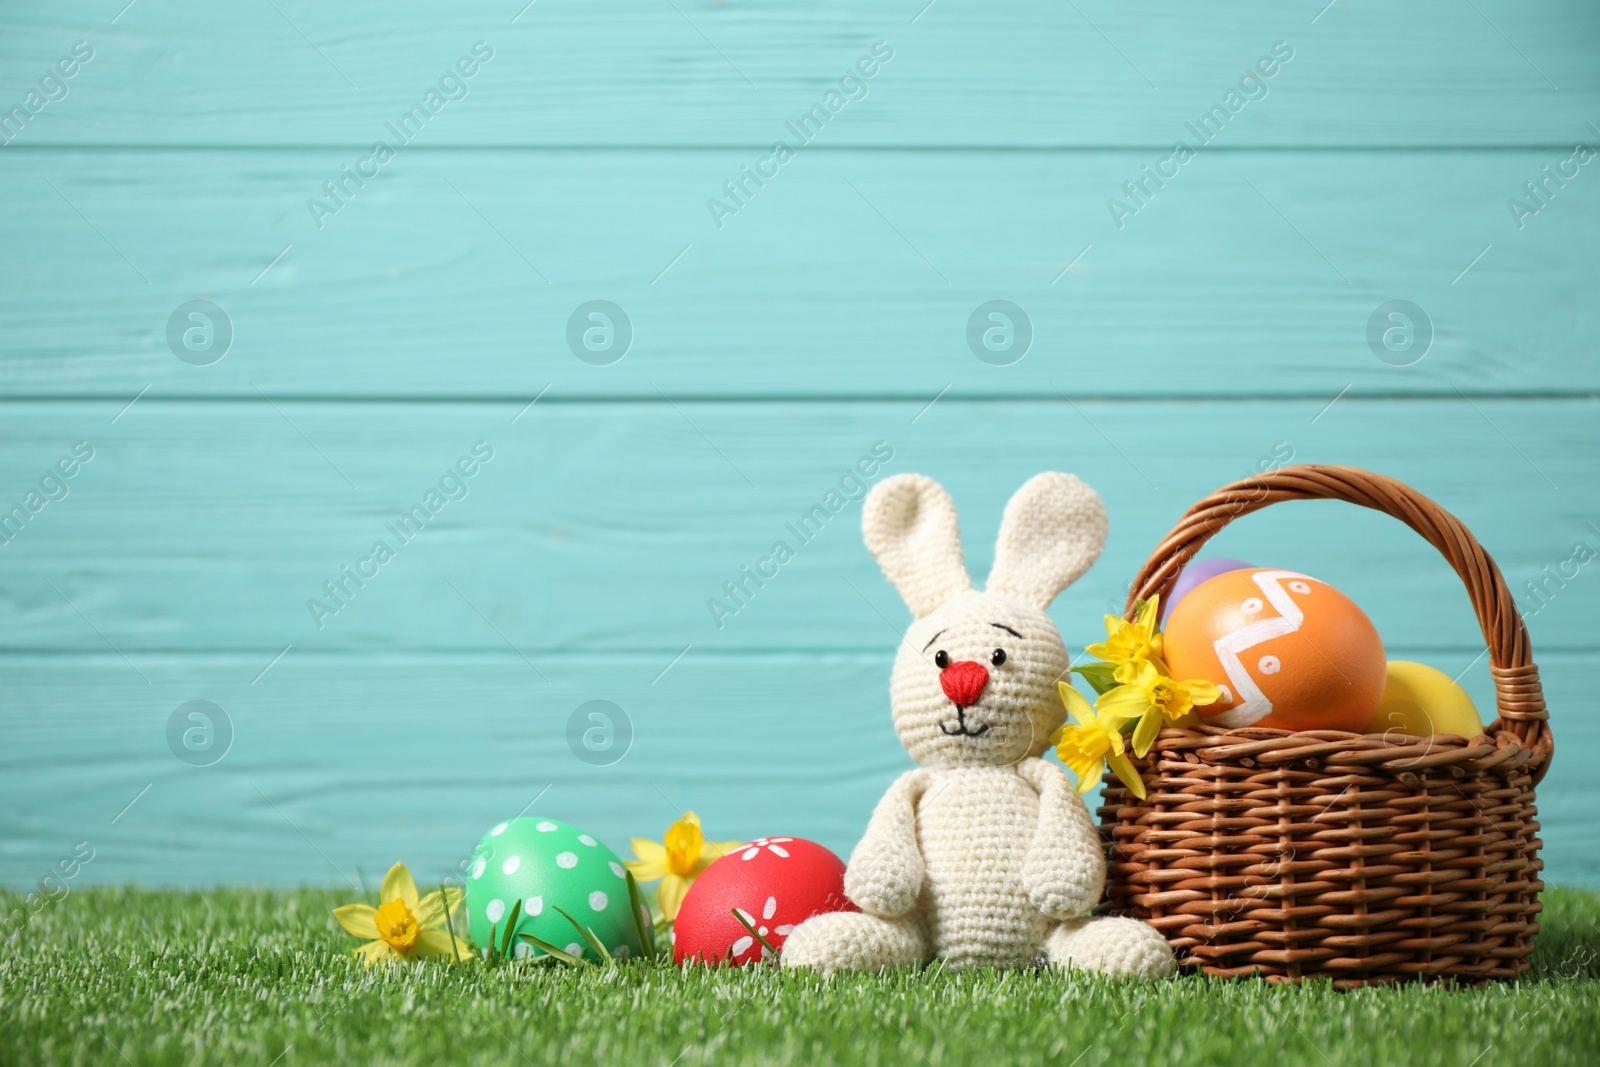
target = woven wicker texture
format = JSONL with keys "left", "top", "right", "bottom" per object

{"left": 1096, "top": 465, "right": 1549, "bottom": 986}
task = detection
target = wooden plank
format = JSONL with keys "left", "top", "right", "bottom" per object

{"left": 1, "top": 1, "right": 1595, "bottom": 147}
{"left": 1, "top": 148, "right": 1596, "bottom": 398}
{"left": 2, "top": 0, "right": 1596, "bottom": 901}
{"left": 0, "top": 649, "right": 1591, "bottom": 888}
{"left": 1, "top": 399, "right": 1595, "bottom": 655}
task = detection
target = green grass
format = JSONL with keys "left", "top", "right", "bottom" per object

{"left": 3, "top": 887, "right": 1598, "bottom": 1067}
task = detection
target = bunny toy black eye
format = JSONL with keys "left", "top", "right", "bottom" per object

{"left": 933, "top": 650, "right": 950, "bottom": 669}
{"left": 991, "top": 648, "right": 1007, "bottom": 666}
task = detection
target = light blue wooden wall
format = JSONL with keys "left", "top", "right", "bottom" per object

{"left": 2, "top": 1, "right": 1597, "bottom": 892}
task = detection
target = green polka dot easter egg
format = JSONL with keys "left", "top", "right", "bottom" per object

{"left": 465, "top": 817, "right": 643, "bottom": 961}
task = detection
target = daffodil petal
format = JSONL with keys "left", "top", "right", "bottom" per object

{"left": 1096, "top": 684, "right": 1153, "bottom": 721}
{"left": 412, "top": 927, "right": 469, "bottom": 961}
{"left": 1074, "top": 759, "right": 1104, "bottom": 795}
{"left": 1181, "top": 679, "right": 1221, "bottom": 707}
{"left": 1107, "top": 752, "right": 1147, "bottom": 799}
{"left": 630, "top": 838, "right": 668, "bottom": 864}
{"left": 681, "top": 811, "right": 702, "bottom": 828}
{"left": 624, "top": 858, "right": 669, "bottom": 882}
{"left": 380, "top": 863, "right": 419, "bottom": 910}
{"left": 333, "top": 903, "right": 379, "bottom": 940}
{"left": 352, "top": 939, "right": 395, "bottom": 967}
{"left": 1131, "top": 707, "right": 1163, "bottom": 757}
{"left": 697, "top": 840, "right": 743, "bottom": 867}
{"left": 1132, "top": 659, "right": 1167, "bottom": 685}
{"left": 657, "top": 874, "right": 691, "bottom": 921}
{"left": 414, "top": 886, "right": 462, "bottom": 929}
{"left": 1135, "top": 595, "right": 1159, "bottom": 632}
{"left": 1058, "top": 681, "right": 1093, "bottom": 721}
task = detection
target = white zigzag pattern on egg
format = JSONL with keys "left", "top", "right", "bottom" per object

{"left": 1208, "top": 570, "right": 1319, "bottom": 728}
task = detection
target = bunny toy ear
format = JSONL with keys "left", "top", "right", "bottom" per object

{"left": 862, "top": 474, "right": 973, "bottom": 618}
{"left": 985, "top": 472, "right": 1108, "bottom": 610}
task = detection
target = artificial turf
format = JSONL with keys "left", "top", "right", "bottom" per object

{"left": 2, "top": 886, "right": 1597, "bottom": 1067}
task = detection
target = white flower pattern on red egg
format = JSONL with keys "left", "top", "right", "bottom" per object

{"left": 739, "top": 837, "right": 792, "bottom": 861}
{"left": 730, "top": 909, "right": 756, "bottom": 961}
{"left": 729, "top": 894, "right": 798, "bottom": 963}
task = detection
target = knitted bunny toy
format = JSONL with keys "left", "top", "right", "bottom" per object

{"left": 782, "top": 472, "right": 1174, "bottom": 978}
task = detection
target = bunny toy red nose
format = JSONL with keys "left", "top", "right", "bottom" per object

{"left": 939, "top": 660, "right": 990, "bottom": 708}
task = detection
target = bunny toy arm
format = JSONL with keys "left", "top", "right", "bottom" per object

{"left": 1017, "top": 758, "right": 1107, "bottom": 921}
{"left": 842, "top": 768, "right": 930, "bottom": 917}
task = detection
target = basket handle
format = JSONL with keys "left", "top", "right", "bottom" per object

{"left": 1123, "top": 463, "right": 1552, "bottom": 778}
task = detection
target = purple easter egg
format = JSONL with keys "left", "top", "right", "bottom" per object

{"left": 1162, "top": 558, "right": 1253, "bottom": 623}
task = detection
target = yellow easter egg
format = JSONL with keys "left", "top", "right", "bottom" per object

{"left": 1362, "top": 660, "right": 1484, "bottom": 738}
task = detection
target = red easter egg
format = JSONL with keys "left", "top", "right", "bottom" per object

{"left": 672, "top": 836, "right": 856, "bottom": 966}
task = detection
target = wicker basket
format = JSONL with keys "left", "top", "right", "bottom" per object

{"left": 1096, "top": 465, "right": 1550, "bottom": 986}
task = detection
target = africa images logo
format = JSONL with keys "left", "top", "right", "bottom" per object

{"left": 1106, "top": 41, "right": 1295, "bottom": 229}
{"left": 705, "top": 41, "right": 894, "bottom": 230}
{"left": 306, "top": 442, "right": 495, "bottom": 629}
{"left": 706, "top": 441, "right": 894, "bottom": 629}
{"left": 0, "top": 441, "right": 95, "bottom": 548}
{"left": 0, "top": 41, "right": 94, "bottom": 147}
{"left": 305, "top": 42, "right": 495, "bottom": 230}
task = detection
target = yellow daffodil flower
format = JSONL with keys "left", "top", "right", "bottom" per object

{"left": 1085, "top": 595, "right": 1169, "bottom": 683}
{"left": 1051, "top": 682, "right": 1146, "bottom": 800}
{"left": 1096, "top": 658, "right": 1221, "bottom": 758}
{"left": 624, "top": 811, "right": 741, "bottom": 921}
{"left": 333, "top": 862, "right": 467, "bottom": 966}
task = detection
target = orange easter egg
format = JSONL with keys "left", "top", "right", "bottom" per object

{"left": 1163, "top": 568, "right": 1386, "bottom": 732}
